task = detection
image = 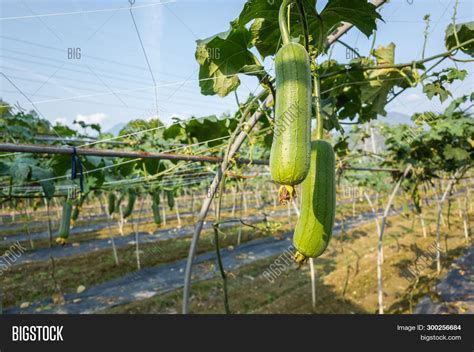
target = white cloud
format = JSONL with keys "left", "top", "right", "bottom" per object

{"left": 54, "top": 117, "right": 67, "bottom": 125}
{"left": 75, "top": 113, "right": 107, "bottom": 125}
{"left": 405, "top": 93, "right": 422, "bottom": 103}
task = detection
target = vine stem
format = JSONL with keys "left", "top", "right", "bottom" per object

{"left": 309, "top": 258, "right": 317, "bottom": 310}
{"left": 435, "top": 167, "right": 467, "bottom": 274}
{"left": 314, "top": 74, "right": 324, "bottom": 140}
{"left": 363, "top": 191, "right": 381, "bottom": 236}
{"left": 182, "top": 96, "right": 272, "bottom": 313}
{"left": 210, "top": 95, "right": 256, "bottom": 312}
{"left": 387, "top": 56, "right": 447, "bottom": 104}
{"left": 377, "top": 164, "right": 412, "bottom": 314}
{"left": 209, "top": 95, "right": 263, "bottom": 314}
{"left": 337, "top": 39, "right": 361, "bottom": 58}
{"left": 421, "top": 15, "right": 430, "bottom": 60}
{"left": 213, "top": 225, "right": 230, "bottom": 313}
{"left": 295, "top": 0, "right": 309, "bottom": 51}
{"left": 369, "top": 29, "right": 377, "bottom": 57}
{"left": 279, "top": 0, "right": 294, "bottom": 45}
{"left": 320, "top": 38, "right": 474, "bottom": 80}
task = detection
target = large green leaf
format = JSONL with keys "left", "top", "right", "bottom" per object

{"left": 359, "top": 43, "right": 413, "bottom": 116}
{"left": 236, "top": 0, "right": 316, "bottom": 56}
{"left": 31, "top": 166, "right": 55, "bottom": 199}
{"left": 51, "top": 154, "right": 71, "bottom": 176}
{"left": 196, "top": 26, "right": 260, "bottom": 97}
{"left": 163, "top": 122, "right": 185, "bottom": 140}
{"left": 445, "top": 22, "right": 474, "bottom": 57}
{"left": 185, "top": 115, "right": 237, "bottom": 147}
{"left": 249, "top": 18, "right": 281, "bottom": 58}
{"left": 320, "top": 0, "right": 382, "bottom": 37}
{"left": 236, "top": 0, "right": 380, "bottom": 57}
{"left": 10, "top": 160, "right": 31, "bottom": 182}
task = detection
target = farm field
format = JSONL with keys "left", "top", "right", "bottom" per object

{"left": 104, "top": 209, "right": 472, "bottom": 315}
{"left": 1, "top": 185, "right": 472, "bottom": 314}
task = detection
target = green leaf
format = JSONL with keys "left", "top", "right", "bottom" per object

{"left": 144, "top": 159, "right": 161, "bottom": 175}
{"left": 443, "top": 145, "right": 469, "bottom": 161}
{"left": 185, "top": 115, "right": 236, "bottom": 147}
{"left": 117, "top": 159, "right": 135, "bottom": 178}
{"left": 0, "top": 161, "right": 10, "bottom": 176}
{"left": 237, "top": 0, "right": 284, "bottom": 26}
{"left": 320, "top": 0, "right": 382, "bottom": 37}
{"left": 249, "top": 18, "right": 281, "bottom": 58}
{"left": 422, "top": 68, "right": 466, "bottom": 103}
{"left": 31, "top": 166, "right": 55, "bottom": 199}
{"left": 445, "top": 21, "right": 474, "bottom": 57}
{"left": 444, "top": 94, "right": 468, "bottom": 117}
{"left": 10, "top": 162, "right": 31, "bottom": 182}
{"left": 196, "top": 26, "right": 260, "bottom": 97}
{"left": 359, "top": 43, "right": 406, "bottom": 116}
{"left": 163, "top": 122, "right": 185, "bottom": 140}
{"left": 84, "top": 175, "right": 99, "bottom": 193}
{"left": 372, "top": 42, "right": 394, "bottom": 67}
{"left": 236, "top": 0, "right": 381, "bottom": 56}
{"left": 333, "top": 135, "right": 349, "bottom": 158}
{"left": 447, "top": 68, "right": 467, "bottom": 82}
{"left": 84, "top": 156, "right": 103, "bottom": 168}
{"left": 239, "top": 64, "right": 266, "bottom": 81}
{"left": 51, "top": 154, "right": 71, "bottom": 176}
{"left": 53, "top": 123, "right": 77, "bottom": 137}
{"left": 237, "top": 0, "right": 316, "bottom": 56}
{"left": 423, "top": 83, "right": 450, "bottom": 102}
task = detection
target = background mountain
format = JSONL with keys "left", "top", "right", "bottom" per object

{"left": 107, "top": 123, "right": 127, "bottom": 136}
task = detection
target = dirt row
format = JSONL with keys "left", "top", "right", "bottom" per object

{"left": 415, "top": 245, "right": 473, "bottom": 314}
{"left": 4, "top": 211, "right": 380, "bottom": 314}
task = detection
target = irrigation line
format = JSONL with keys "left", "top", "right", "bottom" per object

{"left": 0, "top": 143, "right": 263, "bottom": 164}
{"left": 0, "top": 142, "right": 403, "bottom": 172}
{"left": 0, "top": 127, "right": 273, "bottom": 192}
{"left": 181, "top": 95, "right": 273, "bottom": 313}
{"left": 0, "top": 135, "right": 235, "bottom": 187}
{"left": 18, "top": 135, "right": 127, "bottom": 146}
{"left": 342, "top": 166, "right": 398, "bottom": 173}
{"left": 376, "top": 164, "right": 412, "bottom": 314}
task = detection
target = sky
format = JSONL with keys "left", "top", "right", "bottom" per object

{"left": 0, "top": 0, "right": 473, "bottom": 134}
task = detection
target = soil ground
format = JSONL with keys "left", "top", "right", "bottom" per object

{"left": 102, "top": 208, "right": 471, "bottom": 314}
